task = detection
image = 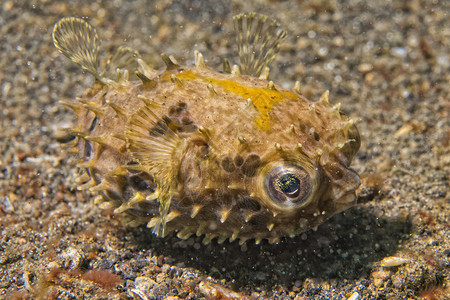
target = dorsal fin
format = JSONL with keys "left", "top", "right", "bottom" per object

{"left": 124, "top": 105, "right": 186, "bottom": 236}
{"left": 233, "top": 13, "right": 287, "bottom": 77}
{"left": 104, "top": 46, "right": 141, "bottom": 78}
{"left": 52, "top": 17, "right": 101, "bottom": 80}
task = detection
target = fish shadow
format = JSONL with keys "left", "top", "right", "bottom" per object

{"left": 128, "top": 205, "right": 412, "bottom": 290}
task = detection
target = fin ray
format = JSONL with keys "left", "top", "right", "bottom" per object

{"left": 233, "top": 13, "right": 287, "bottom": 77}
{"left": 52, "top": 17, "right": 101, "bottom": 79}
{"left": 105, "top": 46, "right": 141, "bottom": 78}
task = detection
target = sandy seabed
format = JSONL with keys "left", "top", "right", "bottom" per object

{"left": 0, "top": 1, "right": 448, "bottom": 299}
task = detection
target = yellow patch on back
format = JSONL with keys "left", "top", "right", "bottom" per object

{"left": 172, "top": 70, "right": 297, "bottom": 130}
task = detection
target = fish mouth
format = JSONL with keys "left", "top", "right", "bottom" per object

{"left": 333, "top": 191, "right": 358, "bottom": 213}
{"left": 336, "top": 192, "right": 357, "bottom": 205}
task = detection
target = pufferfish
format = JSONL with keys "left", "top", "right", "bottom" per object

{"left": 53, "top": 13, "right": 360, "bottom": 245}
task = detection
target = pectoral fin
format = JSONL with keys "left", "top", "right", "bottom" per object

{"left": 125, "top": 104, "right": 186, "bottom": 236}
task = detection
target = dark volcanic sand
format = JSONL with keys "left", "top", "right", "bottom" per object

{"left": 0, "top": 1, "right": 448, "bottom": 299}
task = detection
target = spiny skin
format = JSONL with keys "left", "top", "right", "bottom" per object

{"left": 54, "top": 15, "right": 361, "bottom": 245}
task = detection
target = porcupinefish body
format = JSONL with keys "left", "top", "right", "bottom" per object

{"left": 53, "top": 13, "right": 360, "bottom": 245}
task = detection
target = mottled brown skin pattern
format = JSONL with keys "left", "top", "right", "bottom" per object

{"left": 54, "top": 15, "right": 360, "bottom": 245}
{"left": 71, "top": 65, "right": 360, "bottom": 244}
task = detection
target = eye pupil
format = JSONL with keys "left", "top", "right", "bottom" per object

{"left": 264, "top": 164, "right": 312, "bottom": 207}
{"left": 277, "top": 174, "right": 301, "bottom": 198}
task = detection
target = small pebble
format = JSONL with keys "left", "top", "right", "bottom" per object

{"left": 347, "top": 292, "right": 360, "bottom": 300}
{"left": 134, "top": 276, "right": 156, "bottom": 294}
{"left": 391, "top": 47, "right": 408, "bottom": 58}
{"left": 59, "top": 247, "right": 85, "bottom": 269}
{"left": 372, "top": 270, "right": 392, "bottom": 287}
{"left": 392, "top": 275, "right": 404, "bottom": 289}
{"left": 152, "top": 282, "right": 169, "bottom": 298}
{"left": 156, "top": 273, "right": 167, "bottom": 283}
{"left": 161, "top": 264, "right": 171, "bottom": 274}
{"left": 358, "top": 63, "right": 373, "bottom": 73}
{"left": 255, "top": 271, "right": 266, "bottom": 281}
{"left": 156, "top": 255, "right": 164, "bottom": 267}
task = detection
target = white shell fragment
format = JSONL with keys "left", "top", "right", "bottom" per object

{"left": 347, "top": 292, "right": 360, "bottom": 300}
{"left": 380, "top": 256, "right": 409, "bottom": 267}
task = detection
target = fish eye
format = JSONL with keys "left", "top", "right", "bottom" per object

{"left": 265, "top": 165, "right": 311, "bottom": 206}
